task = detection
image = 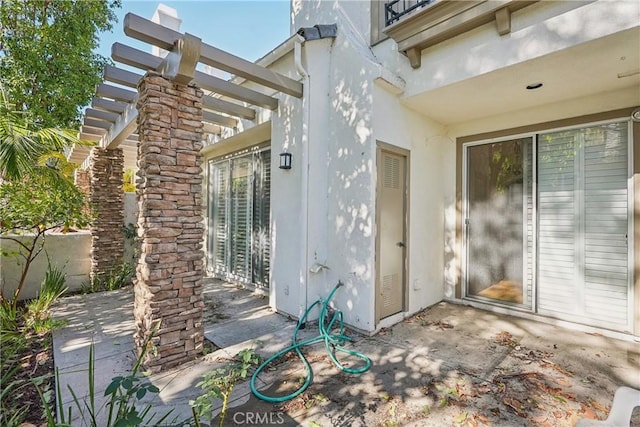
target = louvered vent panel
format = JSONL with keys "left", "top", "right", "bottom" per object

{"left": 382, "top": 273, "right": 398, "bottom": 309}
{"left": 383, "top": 155, "right": 400, "bottom": 189}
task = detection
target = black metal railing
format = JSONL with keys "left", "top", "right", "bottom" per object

{"left": 384, "top": 0, "right": 436, "bottom": 27}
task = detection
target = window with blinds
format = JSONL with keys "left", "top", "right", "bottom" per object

{"left": 208, "top": 149, "right": 271, "bottom": 287}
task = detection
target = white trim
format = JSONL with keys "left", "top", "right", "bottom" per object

{"left": 627, "top": 120, "right": 635, "bottom": 334}
{"left": 461, "top": 135, "right": 535, "bottom": 309}
{"left": 531, "top": 136, "right": 538, "bottom": 314}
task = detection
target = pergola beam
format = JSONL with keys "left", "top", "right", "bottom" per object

{"left": 203, "top": 123, "right": 222, "bottom": 135}
{"left": 80, "top": 133, "right": 103, "bottom": 142}
{"left": 202, "top": 110, "right": 238, "bottom": 129}
{"left": 84, "top": 117, "right": 112, "bottom": 130}
{"left": 195, "top": 70, "right": 277, "bottom": 110}
{"left": 203, "top": 95, "right": 255, "bottom": 120}
{"left": 81, "top": 126, "right": 106, "bottom": 135}
{"left": 96, "top": 83, "right": 137, "bottom": 103}
{"left": 112, "top": 43, "right": 278, "bottom": 110}
{"left": 92, "top": 97, "right": 128, "bottom": 114}
{"left": 123, "top": 12, "right": 302, "bottom": 97}
{"left": 103, "top": 65, "right": 141, "bottom": 88}
{"left": 85, "top": 108, "right": 119, "bottom": 123}
{"left": 104, "top": 64, "right": 256, "bottom": 120}
{"left": 99, "top": 98, "right": 139, "bottom": 150}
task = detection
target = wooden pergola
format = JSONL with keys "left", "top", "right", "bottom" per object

{"left": 68, "top": 12, "right": 302, "bottom": 169}
{"left": 70, "top": 13, "right": 303, "bottom": 371}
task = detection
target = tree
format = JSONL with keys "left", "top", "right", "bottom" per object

{"left": 0, "top": 86, "right": 90, "bottom": 305}
{"left": 0, "top": 177, "right": 89, "bottom": 305}
{"left": 0, "top": 85, "right": 79, "bottom": 181}
{"left": 0, "top": 0, "right": 121, "bottom": 128}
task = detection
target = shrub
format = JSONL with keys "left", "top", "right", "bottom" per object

{"left": 190, "top": 348, "right": 261, "bottom": 427}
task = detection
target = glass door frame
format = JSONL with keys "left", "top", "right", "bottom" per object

{"left": 461, "top": 133, "right": 537, "bottom": 311}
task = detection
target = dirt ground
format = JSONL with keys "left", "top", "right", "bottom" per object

{"left": 202, "top": 293, "right": 639, "bottom": 427}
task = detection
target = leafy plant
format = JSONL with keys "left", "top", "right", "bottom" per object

{"left": 38, "top": 334, "right": 178, "bottom": 427}
{"left": 123, "top": 169, "right": 136, "bottom": 193}
{"left": 0, "top": 298, "right": 20, "bottom": 333}
{"left": 25, "top": 263, "right": 68, "bottom": 330}
{"left": 0, "top": 362, "right": 29, "bottom": 427}
{"left": 0, "top": 177, "right": 89, "bottom": 306}
{"left": 190, "top": 348, "right": 261, "bottom": 427}
{"left": 0, "top": 85, "right": 85, "bottom": 182}
{"left": 0, "top": 0, "right": 120, "bottom": 128}
{"left": 82, "top": 262, "right": 134, "bottom": 294}
{"left": 1, "top": 262, "right": 68, "bottom": 425}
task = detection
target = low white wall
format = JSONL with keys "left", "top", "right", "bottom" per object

{"left": 0, "top": 231, "right": 91, "bottom": 300}
{"left": 123, "top": 192, "right": 137, "bottom": 227}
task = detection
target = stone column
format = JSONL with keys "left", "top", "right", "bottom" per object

{"left": 88, "top": 148, "right": 124, "bottom": 284}
{"left": 74, "top": 168, "right": 90, "bottom": 198}
{"left": 74, "top": 168, "right": 91, "bottom": 218}
{"left": 134, "top": 72, "right": 204, "bottom": 371}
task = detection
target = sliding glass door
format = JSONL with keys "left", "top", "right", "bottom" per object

{"left": 463, "top": 120, "right": 631, "bottom": 332}
{"left": 537, "top": 122, "right": 629, "bottom": 330}
{"left": 464, "top": 138, "right": 533, "bottom": 307}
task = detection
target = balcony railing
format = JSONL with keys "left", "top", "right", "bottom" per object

{"left": 384, "top": 0, "right": 436, "bottom": 27}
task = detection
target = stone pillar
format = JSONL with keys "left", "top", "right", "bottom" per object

{"left": 88, "top": 148, "right": 125, "bottom": 283}
{"left": 74, "top": 168, "right": 91, "bottom": 219}
{"left": 134, "top": 72, "right": 204, "bottom": 371}
{"left": 74, "top": 168, "right": 90, "bottom": 198}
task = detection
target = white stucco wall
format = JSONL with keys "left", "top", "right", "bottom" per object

{"left": 204, "top": 0, "right": 637, "bottom": 333}
{"left": 0, "top": 194, "right": 139, "bottom": 301}
{"left": 281, "top": 0, "right": 456, "bottom": 331}
{"left": 372, "top": 0, "right": 640, "bottom": 98}
{"left": 372, "top": 84, "right": 452, "bottom": 315}
{"left": 1, "top": 232, "right": 91, "bottom": 300}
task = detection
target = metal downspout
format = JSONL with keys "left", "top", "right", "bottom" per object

{"left": 294, "top": 40, "right": 310, "bottom": 319}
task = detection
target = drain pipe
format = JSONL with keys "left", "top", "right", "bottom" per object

{"left": 294, "top": 39, "right": 310, "bottom": 320}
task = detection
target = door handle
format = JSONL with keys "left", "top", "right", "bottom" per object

{"left": 397, "top": 241, "right": 405, "bottom": 248}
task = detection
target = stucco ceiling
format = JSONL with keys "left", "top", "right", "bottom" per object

{"left": 402, "top": 28, "right": 640, "bottom": 126}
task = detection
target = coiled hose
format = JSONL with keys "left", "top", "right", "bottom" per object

{"left": 250, "top": 281, "right": 372, "bottom": 403}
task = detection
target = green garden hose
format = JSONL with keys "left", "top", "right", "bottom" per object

{"left": 250, "top": 281, "right": 372, "bottom": 403}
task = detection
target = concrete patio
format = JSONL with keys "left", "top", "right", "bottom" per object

{"left": 52, "top": 279, "right": 640, "bottom": 426}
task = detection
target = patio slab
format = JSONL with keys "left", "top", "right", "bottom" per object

{"left": 52, "top": 280, "right": 639, "bottom": 426}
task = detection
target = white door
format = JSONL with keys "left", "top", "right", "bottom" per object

{"left": 376, "top": 148, "right": 407, "bottom": 322}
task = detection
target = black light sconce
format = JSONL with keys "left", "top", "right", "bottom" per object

{"left": 279, "top": 152, "right": 292, "bottom": 170}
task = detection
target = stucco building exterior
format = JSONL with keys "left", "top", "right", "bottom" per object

{"left": 202, "top": 0, "right": 639, "bottom": 339}
{"left": 67, "top": 1, "right": 639, "bottom": 354}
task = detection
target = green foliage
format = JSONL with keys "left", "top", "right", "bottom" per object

{"left": 0, "top": 176, "right": 87, "bottom": 232}
{"left": 0, "top": 0, "right": 121, "bottom": 128}
{"left": 123, "top": 168, "right": 136, "bottom": 193}
{"left": 0, "top": 362, "right": 28, "bottom": 427}
{"left": 82, "top": 262, "right": 135, "bottom": 294}
{"left": 0, "top": 298, "right": 20, "bottom": 333}
{"left": 0, "top": 85, "right": 85, "bottom": 182}
{"left": 190, "top": 348, "right": 261, "bottom": 427}
{"left": 0, "top": 177, "right": 89, "bottom": 303}
{"left": 25, "top": 264, "right": 68, "bottom": 330}
{"left": 39, "top": 336, "right": 179, "bottom": 427}
{"left": 1, "top": 263, "right": 67, "bottom": 426}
